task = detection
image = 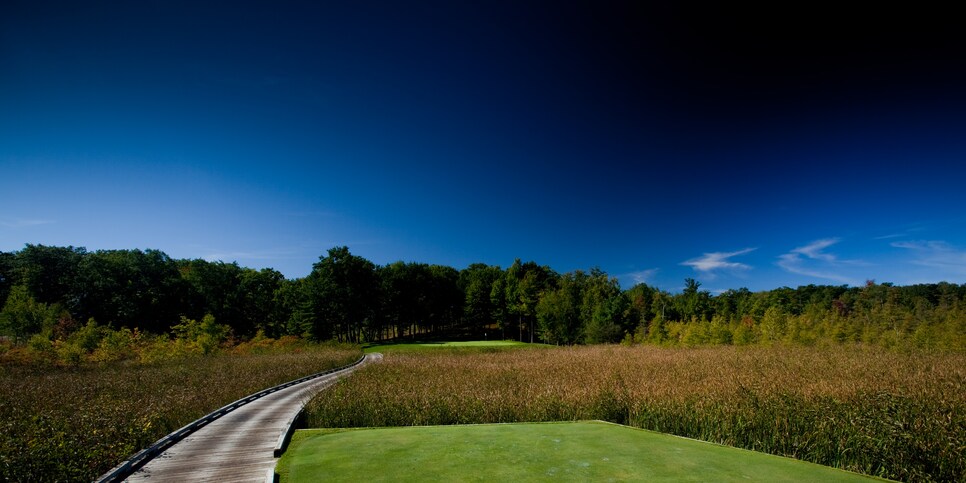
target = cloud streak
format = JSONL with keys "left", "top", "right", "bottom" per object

{"left": 0, "top": 217, "right": 55, "bottom": 229}
{"left": 777, "top": 238, "right": 860, "bottom": 285}
{"left": 789, "top": 238, "right": 839, "bottom": 261}
{"left": 681, "top": 248, "right": 756, "bottom": 273}
{"left": 891, "top": 240, "right": 966, "bottom": 276}
{"left": 623, "top": 268, "right": 659, "bottom": 285}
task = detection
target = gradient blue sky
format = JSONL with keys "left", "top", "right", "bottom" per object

{"left": 2, "top": 1, "right": 965, "bottom": 292}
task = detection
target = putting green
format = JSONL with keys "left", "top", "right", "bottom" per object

{"left": 277, "top": 421, "right": 885, "bottom": 482}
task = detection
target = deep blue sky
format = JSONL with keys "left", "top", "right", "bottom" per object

{"left": 2, "top": 1, "right": 965, "bottom": 292}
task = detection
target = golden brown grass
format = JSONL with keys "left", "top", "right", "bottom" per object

{"left": 0, "top": 344, "right": 361, "bottom": 481}
{"left": 306, "top": 345, "right": 965, "bottom": 482}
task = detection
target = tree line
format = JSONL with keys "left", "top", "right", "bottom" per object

{"left": 1, "top": 244, "right": 964, "bottom": 350}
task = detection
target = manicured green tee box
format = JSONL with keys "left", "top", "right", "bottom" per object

{"left": 277, "top": 421, "right": 887, "bottom": 482}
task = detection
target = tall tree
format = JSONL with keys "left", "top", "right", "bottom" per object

{"left": 238, "top": 268, "right": 286, "bottom": 337}
{"left": 581, "top": 269, "right": 625, "bottom": 343}
{"left": 676, "top": 278, "right": 712, "bottom": 322}
{"left": 0, "top": 251, "right": 16, "bottom": 308}
{"left": 75, "top": 249, "right": 183, "bottom": 332}
{"left": 503, "top": 260, "right": 556, "bottom": 342}
{"left": 536, "top": 270, "right": 586, "bottom": 344}
{"left": 489, "top": 276, "right": 509, "bottom": 339}
{"left": 427, "top": 264, "right": 462, "bottom": 334}
{"left": 306, "top": 247, "right": 378, "bottom": 343}
{"left": 281, "top": 278, "right": 315, "bottom": 337}
{"left": 624, "top": 282, "right": 656, "bottom": 333}
{"left": 178, "top": 259, "right": 246, "bottom": 333}
{"left": 459, "top": 264, "right": 503, "bottom": 336}
{"left": 17, "top": 244, "right": 86, "bottom": 308}
{"left": 0, "top": 285, "right": 53, "bottom": 343}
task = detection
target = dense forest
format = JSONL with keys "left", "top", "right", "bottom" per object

{"left": 1, "top": 244, "right": 964, "bottom": 352}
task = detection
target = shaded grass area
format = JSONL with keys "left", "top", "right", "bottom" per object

{"left": 278, "top": 421, "right": 883, "bottom": 482}
{"left": 304, "top": 345, "right": 965, "bottom": 482}
{"left": 362, "top": 340, "right": 546, "bottom": 354}
{"left": 0, "top": 345, "right": 361, "bottom": 482}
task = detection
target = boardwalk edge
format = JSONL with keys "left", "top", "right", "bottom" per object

{"left": 95, "top": 354, "right": 366, "bottom": 483}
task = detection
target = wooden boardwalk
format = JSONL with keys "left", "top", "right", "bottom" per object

{"left": 124, "top": 353, "right": 379, "bottom": 482}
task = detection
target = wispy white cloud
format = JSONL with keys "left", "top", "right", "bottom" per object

{"left": 892, "top": 240, "right": 949, "bottom": 251}
{"left": 681, "top": 248, "right": 756, "bottom": 274}
{"left": 777, "top": 238, "right": 860, "bottom": 285}
{"left": 790, "top": 238, "right": 839, "bottom": 261}
{"left": 874, "top": 233, "right": 905, "bottom": 240}
{"left": 891, "top": 240, "right": 966, "bottom": 276}
{"left": 623, "top": 268, "right": 659, "bottom": 285}
{"left": 874, "top": 221, "right": 935, "bottom": 241}
{"left": 0, "top": 217, "right": 55, "bottom": 229}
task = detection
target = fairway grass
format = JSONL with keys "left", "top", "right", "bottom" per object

{"left": 362, "top": 340, "right": 544, "bottom": 354}
{"left": 277, "top": 421, "right": 886, "bottom": 482}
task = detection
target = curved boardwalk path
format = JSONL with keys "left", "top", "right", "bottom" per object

{"left": 123, "top": 353, "right": 380, "bottom": 482}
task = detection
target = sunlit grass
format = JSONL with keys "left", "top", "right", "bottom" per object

{"left": 0, "top": 344, "right": 361, "bottom": 481}
{"left": 305, "top": 345, "right": 965, "bottom": 482}
{"left": 279, "top": 421, "right": 883, "bottom": 482}
{"left": 362, "top": 339, "right": 547, "bottom": 354}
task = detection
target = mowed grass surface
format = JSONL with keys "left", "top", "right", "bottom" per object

{"left": 278, "top": 421, "right": 883, "bottom": 482}
{"left": 363, "top": 340, "right": 544, "bottom": 354}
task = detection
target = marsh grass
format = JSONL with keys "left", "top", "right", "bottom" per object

{"left": 304, "top": 345, "right": 965, "bottom": 482}
{"left": 0, "top": 344, "right": 360, "bottom": 481}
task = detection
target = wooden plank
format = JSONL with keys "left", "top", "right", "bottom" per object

{"left": 125, "top": 354, "right": 376, "bottom": 482}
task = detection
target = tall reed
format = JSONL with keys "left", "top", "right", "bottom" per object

{"left": 305, "top": 345, "right": 964, "bottom": 482}
{"left": 0, "top": 345, "right": 360, "bottom": 481}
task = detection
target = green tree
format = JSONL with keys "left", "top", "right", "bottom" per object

{"left": 178, "top": 259, "right": 246, "bottom": 334}
{"left": 624, "top": 283, "right": 655, "bottom": 331}
{"left": 645, "top": 313, "right": 667, "bottom": 344}
{"left": 0, "top": 250, "right": 16, "bottom": 309}
{"left": 238, "top": 267, "right": 285, "bottom": 337}
{"left": 0, "top": 285, "right": 54, "bottom": 343}
{"left": 76, "top": 249, "right": 184, "bottom": 333}
{"left": 306, "top": 247, "right": 378, "bottom": 343}
{"left": 489, "top": 276, "right": 509, "bottom": 339}
{"left": 378, "top": 261, "right": 436, "bottom": 340}
{"left": 377, "top": 261, "right": 411, "bottom": 339}
{"left": 708, "top": 314, "right": 733, "bottom": 345}
{"left": 676, "top": 278, "right": 711, "bottom": 322}
{"left": 171, "top": 314, "right": 229, "bottom": 355}
{"left": 504, "top": 260, "right": 556, "bottom": 342}
{"left": 536, "top": 271, "right": 585, "bottom": 344}
{"left": 281, "top": 279, "right": 315, "bottom": 337}
{"left": 759, "top": 306, "right": 787, "bottom": 343}
{"left": 714, "top": 287, "right": 751, "bottom": 320}
{"left": 16, "top": 244, "right": 86, "bottom": 307}
{"left": 732, "top": 316, "right": 756, "bottom": 345}
{"left": 581, "top": 269, "right": 625, "bottom": 344}
{"left": 426, "top": 264, "right": 462, "bottom": 334}
{"left": 458, "top": 264, "right": 503, "bottom": 336}
{"left": 68, "top": 318, "right": 106, "bottom": 352}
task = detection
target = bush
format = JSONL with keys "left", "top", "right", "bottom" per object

{"left": 26, "top": 334, "right": 55, "bottom": 361}
{"left": 56, "top": 341, "right": 85, "bottom": 366}
{"left": 172, "top": 314, "right": 230, "bottom": 355}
